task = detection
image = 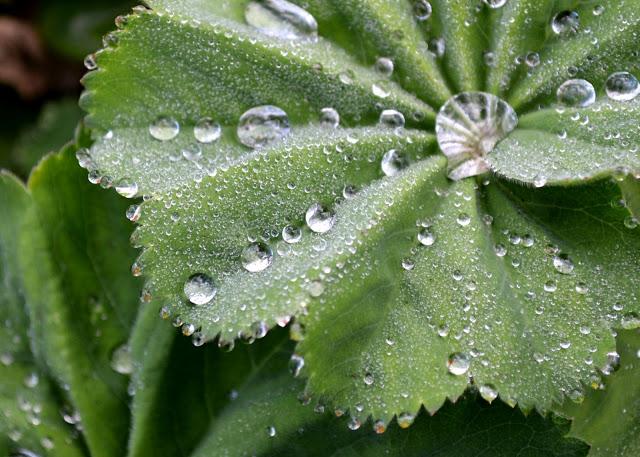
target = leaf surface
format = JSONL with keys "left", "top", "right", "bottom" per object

{"left": 0, "top": 172, "right": 86, "bottom": 457}
{"left": 18, "top": 145, "right": 141, "bottom": 457}
{"left": 561, "top": 330, "right": 640, "bottom": 457}
{"left": 80, "top": 0, "right": 640, "bottom": 425}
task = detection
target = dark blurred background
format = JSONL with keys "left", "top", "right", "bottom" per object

{"left": 0, "top": 0, "right": 134, "bottom": 177}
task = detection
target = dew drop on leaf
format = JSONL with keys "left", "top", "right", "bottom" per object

{"left": 483, "top": 0, "right": 507, "bottom": 9}
{"left": 557, "top": 79, "right": 596, "bottom": 107}
{"left": 417, "top": 228, "right": 436, "bottom": 246}
{"left": 372, "top": 81, "right": 391, "bottom": 99}
{"left": 436, "top": 92, "right": 517, "bottom": 180}
{"left": 110, "top": 344, "right": 133, "bottom": 375}
{"left": 282, "top": 225, "right": 302, "bottom": 243}
{"left": 379, "top": 109, "right": 405, "bottom": 128}
{"left": 241, "top": 242, "right": 274, "bottom": 273}
{"left": 245, "top": 0, "right": 318, "bottom": 41}
{"left": 237, "top": 105, "right": 290, "bottom": 149}
{"left": 289, "top": 354, "right": 304, "bottom": 377}
{"left": 319, "top": 107, "right": 340, "bottom": 128}
{"left": 605, "top": 72, "right": 640, "bottom": 102}
{"left": 114, "top": 178, "right": 139, "bottom": 199}
{"left": 266, "top": 425, "right": 277, "bottom": 437}
{"left": 149, "top": 116, "right": 180, "bottom": 141}
{"left": 524, "top": 52, "right": 540, "bottom": 68}
{"left": 83, "top": 53, "right": 97, "bottom": 70}
{"left": 193, "top": 118, "right": 222, "bottom": 143}
{"left": 375, "top": 57, "right": 394, "bottom": 77}
{"left": 305, "top": 203, "right": 336, "bottom": 233}
{"left": 551, "top": 10, "right": 580, "bottom": 35}
{"left": 552, "top": 255, "right": 575, "bottom": 275}
{"left": 447, "top": 352, "right": 470, "bottom": 375}
{"left": 456, "top": 213, "right": 471, "bottom": 226}
{"left": 348, "top": 417, "right": 361, "bottom": 431}
{"left": 381, "top": 149, "right": 408, "bottom": 177}
{"left": 397, "top": 412, "right": 415, "bottom": 428}
{"left": 184, "top": 273, "right": 217, "bottom": 305}
{"left": 479, "top": 384, "right": 498, "bottom": 403}
{"left": 413, "top": 0, "right": 432, "bottom": 21}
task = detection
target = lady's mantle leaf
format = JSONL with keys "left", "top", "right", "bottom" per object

{"left": 0, "top": 173, "right": 86, "bottom": 457}
{"left": 488, "top": 99, "right": 640, "bottom": 185}
{"left": 561, "top": 330, "right": 640, "bottom": 456}
{"left": 80, "top": 0, "right": 640, "bottom": 424}
{"left": 17, "top": 145, "right": 141, "bottom": 457}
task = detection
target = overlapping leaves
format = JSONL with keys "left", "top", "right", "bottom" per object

{"left": 80, "top": 0, "right": 640, "bottom": 427}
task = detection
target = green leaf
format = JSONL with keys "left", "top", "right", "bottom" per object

{"left": 488, "top": 98, "right": 640, "bottom": 185}
{"left": 560, "top": 330, "right": 640, "bottom": 456}
{"left": 18, "top": 144, "right": 141, "bottom": 457}
{"left": 1, "top": 172, "right": 86, "bottom": 457}
{"left": 80, "top": 0, "right": 640, "bottom": 426}
{"left": 508, "top": 0, "right": 640, "bottom": 111}
{"left": 125, "top": 323, "right": 589, "bottom": 457}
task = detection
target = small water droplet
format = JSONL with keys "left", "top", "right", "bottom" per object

{"left": 553, "top": 255, "right": 574, "bottom": 275}
{"left": 319, "top": 107, "right": 340, "bottom": 128}
{"left": 456, "top": 213, "right": 471, "bottom": 226}
{"left": 184, "top": 273, "right": 217, "bottom": 305}
{"left": 483, "top": 0, "right": 507, "bottom": 9}
{"left": 375, "top": 57, "right": 394, "bottom": 77}
{"left": 379, "top": 109, "right": 405, "bottom": 128}
{"left": 237, "top": 105, "right": 290, "bottom": 149}
{"left": 605, "top": 72, "right": 640, "bottom": 102}
{"left": 84, "top": 54, "right": 97, "bottom": 70}
{"left": 282, "top": 225, "right": 302, "bottom": 243}
{"left": 479, "top": 384, "right": 498, "bottom": 402}
{"left": 551, "top": 10, "right": 580, "bottom": 35}
{"left": 557, "top": 79, "right": 595, "bottom": 107}
{"left": 110, "top": 344, "right": 133, "bottom": 375}
{"left": 413, "top": 0, "right": 432, "bottom": 20}
{"left": 194, "top": 118, "right": 222, "bottom": 143}
{"left": 381, "top": 149, "right": 408, "bottom": 176}
{"left": 363, "top": 373, "right": 374, "bottom": 385}
{"left": 397, "top": 412, "right": 415, "bottom": 428}
{"left": 418, "top": 228, "right": 436, "bottom": 246}
{"left": 149, "top": 116, "right": 179, "bottom": 141}
{"left": 115, "top": 179, "right": 139, "bottom": 198}
{"left": 305, "top": 203, "right": 335, "bottom": 233}
{"left": 348, "top": 417, "right": 361, "bottom": 430}
{"left": 289, "top": 354, "right": 305, "bottom": 377}
{"left": 245, "top": 0, "right": 318, "bottom": 41}
{"left": 241, "top": 242, "right": 273, "bottom": 272}
{"left": 266, "top": 425, "right": 277, "bottom": 437}
{"left": 447, "top": 352, "right": 470, "bottom": 375}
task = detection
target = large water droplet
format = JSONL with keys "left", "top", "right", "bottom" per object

{"left": 241, "top": 242, "right": 273, "bottom": 272}
{"left": 551, "top": 10, "right": 580, "bottom": 34}
{"left": 605, "top": 72, "right": 640, "bottom": 102}
{"left": 305, "top": 203, "right": 336, "bottom": 233}
{"left": 184, "top": 273, "right": 217, "bottom": 305}
{"left": 194, "top": 118, "right": 222, "bottom": 143}
{"left": 447, "top": 352, "right": 470, "bottom": 375}
{"left": 557, "top": 79, "right": 596, "bottom": 107}
{"left": 149, "top": 116, "right": 180, "bottom": 141}
{"left": 237, "top": 105, "right": 290, "bottom": 149}
{"left": 245, "top": 0, "right": 318, "bottom": 41}
{"left": 436, "top": 92, "right": 518, "bottom": 180}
